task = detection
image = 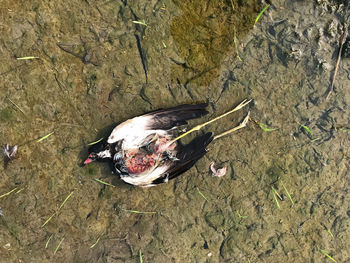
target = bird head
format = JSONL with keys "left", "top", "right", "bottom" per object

{"left": 83, "top": 149, "right": 113, "bottom": 165}
{"left": 82, "top": 140, "right": 112, "bottom": 166}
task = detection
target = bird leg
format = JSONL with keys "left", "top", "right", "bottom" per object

{"left": 139, "top": 134, "right": 159, "bottom": 153}
{"left": 169, "top": 99, "right": 251, "bottom": 144}
{"left": 213, "top": 111, "right": 250, "bottom": 140}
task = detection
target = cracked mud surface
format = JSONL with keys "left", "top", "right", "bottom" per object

{"left": 1, "top": 0, "right": 350, "bottom": 262}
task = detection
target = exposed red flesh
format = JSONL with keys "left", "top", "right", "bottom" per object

{"left": 123, "top": 137, "right": 176, "bottom": 174}
{"left": 125, "top": 153, "right": 158, "bottom": 174}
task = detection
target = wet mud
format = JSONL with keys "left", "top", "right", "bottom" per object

{"left": 1, "top": 0, "right": 350, "bottom": 262}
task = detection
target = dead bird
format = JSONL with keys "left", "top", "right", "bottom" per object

{"left": 82, "top": 100, "right": 251, "bottom": 187}
{"left": 3, "top": 144, "right": 18, "bottom": 168}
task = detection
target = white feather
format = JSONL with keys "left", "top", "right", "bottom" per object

{"left": 107, "top": 116, "right": 168, "bottom": 149}
{"left": 97, "top": 149, "right": 112, "bottom": 159}
{"left": 121, "top": 165, "right": 170, "bottom": 186}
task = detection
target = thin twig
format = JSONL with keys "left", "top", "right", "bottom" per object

{"left": 326, "top": 24, "right": 348, "bottom": 100}
{"left": 8, "top": 98, "right": 25, "bottom": 115}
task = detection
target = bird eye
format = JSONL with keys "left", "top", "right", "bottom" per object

{"left": 89, "top": 153, "right": 97, "bottom": 159}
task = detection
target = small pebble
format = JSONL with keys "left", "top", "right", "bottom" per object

{"left": 3, "top": 243, "right": 11, "bottom": 249}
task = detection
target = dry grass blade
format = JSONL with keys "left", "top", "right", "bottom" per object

{"left": 54, "top": 237, "right": 65, "bottom": 255}
{"left": 132, "top": 20, "right": 147, "bottom": 26}
{"left": 16, "top": 56, "right": 39, "bottom": 60}
{"left": 272, "top": 192, "right": 280, "bottom": 210}
{"left": 42, "top": 212, "right": 56, "bottom": 227}
{"left": 311, "top": 137, "right": 321, "bottom": 142}
{"left": 42, "top": 191, "right": 74, "bottom": 227}
{"left": 196, "top": 187, "right": 209, "bottom": 201}
{"left": 120, "top": 208, "right": 156, "bottom": 214}
{"left": 94, "top": 178, "right": 115, "bottom": 187}
{"left": 319, "top": 247, "right": 337, "bottom": 262}
{"left": 326, "top": 24, "right": 348, "bottom": 100}
{"left": 271, "top": 186, "right": 282, "bottom": 200}
{"left": 87, "top": 138, "right": 104, "bottom": 146}
{"left": 8, "top": 98, "right": 25, "bottom": 115}
{"left": 139, "top": 249, "right": 143, "bottom": 263}
{"left": 281, "top": 182, "right": 294, "bottom": 206}
{"left": 58, "top": 191, "right": 74, "bottom": 210}
{"left": 37, "top": 132, "right": 54, "bottom": 142}
{"left": 16, "top": 188, "right": 25, "bottom": 194}
{"left": 327, "top": 229, "right": 334, "bottom": 238}
{"left": 90, "top": 237, "right": 101, "bottom": 248}
{"left": 271, "top": 187, "right": 281, "bottom": 210}
{"left": 45, "top": 234, "right": 53, "bottom": 248}
{"left": 0, "top": 187, "right": 18, "bottom": 199}
{"left": 233, "top": 33, "right": 242, "bottom": 61}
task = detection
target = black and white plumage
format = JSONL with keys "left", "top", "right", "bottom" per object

{"left": 3, "top": 144, "right": 18, "bottom": 169}
{"left": 83, "top": 103, "right": 213, "bottom": 187}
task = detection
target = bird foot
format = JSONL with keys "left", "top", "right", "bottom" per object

{"left": 213, "top": 111, "right": 250, "bottom": 140}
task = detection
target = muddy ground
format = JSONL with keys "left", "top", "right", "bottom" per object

{"left": 1, "top": 0, "right": 350, "bottom": 262}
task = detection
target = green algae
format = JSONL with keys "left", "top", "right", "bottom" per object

{"left": 0, "top": 107, "right": 15, "bottom": 122}
{"left": 170, "top": 0, "right": 260, "bottom": 86}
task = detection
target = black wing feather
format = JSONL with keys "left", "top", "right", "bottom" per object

{"left": 146, "top": 103, "right": 208, "bottom": 130}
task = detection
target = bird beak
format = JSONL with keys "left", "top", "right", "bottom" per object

{"left": 82, "top": 154, "right": 93, "bottom": 166}
{"left": 83, "top": 158, "right": 93, "bottom": 165}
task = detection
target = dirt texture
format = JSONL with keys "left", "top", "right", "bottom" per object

{"left": 0, "top": 0, "right": 350, "bottom": 262}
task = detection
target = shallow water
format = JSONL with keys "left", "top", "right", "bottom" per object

{"left": 1, "top": 0, "right": 350, "bottom": 262}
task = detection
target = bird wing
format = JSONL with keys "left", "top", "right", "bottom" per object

{"left": 107, "top": 115, "right": 164, "bottom": 149}
{"left": 107, "top": 103, "right": 208, "bottom": 149}
{"left": 144, "top": 103, "right": 208, "bottom": 130}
